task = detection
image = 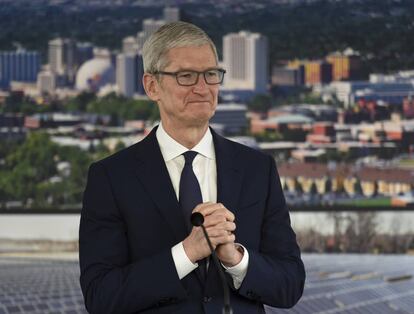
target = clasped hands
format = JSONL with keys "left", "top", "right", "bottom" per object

{"left": 183, "top": 202, "right": 243, "bottom": 267}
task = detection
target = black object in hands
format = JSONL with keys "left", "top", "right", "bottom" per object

{"left": 190, "top": 212, "right": 233, "bottom": 314}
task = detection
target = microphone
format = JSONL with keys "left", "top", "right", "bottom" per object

{"left": 191, "top": 212, "right": 233, "bottom": 314}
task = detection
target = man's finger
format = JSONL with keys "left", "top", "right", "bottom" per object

{"left": 197, "top": 203, "right": 235, "bottom": 221}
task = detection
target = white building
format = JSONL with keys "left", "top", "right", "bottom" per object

{"left": 37, "top": 70, "right": 56, "bottom": 94}
{"left": 370, "top": 70, "right": 414, "bottom": 83}
{"left": 223, "top": 31, "right": 268, "bottom": 93}
{"left": 164, "top": 7, "right": 180, "bottom": 22}
{"left": 330, "top": 81, "right": 414, "bottom": 108}
{"left": 137, "top": 19, "right": 166, "bottom": 48}
{"left": 48, "top": 38, "right": 65, "bottom": 75}
{"left": 136, "top": 7, "right": 180, "bottom": 49}
{"left": 76, "top": 57, "right": 115, "bottom": 92}
{"left": 122, "top": 36, "right": 139, "bottom": 55}
{"left": 116, "top": 53, "right": 137, "bottom": 98}
{"left": 48, "top": 38, "right": 76, "bottom": 82}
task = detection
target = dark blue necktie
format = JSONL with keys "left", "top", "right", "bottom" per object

{"left": 179, "top": 151, "right": 202, "bottom": 225}
{"left": 179, "top": 151, "right": 207, "bottom": 279}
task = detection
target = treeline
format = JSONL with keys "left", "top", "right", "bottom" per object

{"left": 0, "top": 130, "right": 129, "bottom": 209}
{"left": 1, "top": 92, "right": 160, "bottom": 124}
{"left": 297, "top": 212, "right": 414, "bottom": 254}
{"left": 0, "top": 132, "right": 91, "bottom": 209}
{"left": 1, "top": 0, "right": 414, "bottom": 73}
{"left": 0, "top": 92, "right": 159, "bottom": 209}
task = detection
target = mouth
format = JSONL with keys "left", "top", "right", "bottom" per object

{"left": 187, "top": 100, "right": 211, "bottom": 104}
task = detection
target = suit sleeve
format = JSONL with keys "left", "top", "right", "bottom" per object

{"left": 237, "top": 155, "right": 306, "bottom": 308}
{"left": 79, "top": 162, "right": 188, "bottom": 314}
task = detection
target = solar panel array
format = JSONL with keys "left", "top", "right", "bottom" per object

{"left": 0, "top": 258, "right": 86, "bottom": 314}
{"left": 0, "top": 254, "right": 413, "bottom": 313}
{"left": 267, "top": 254, "right": 414, "bottom": 314}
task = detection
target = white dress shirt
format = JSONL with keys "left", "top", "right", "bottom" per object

{"left": 156, "top": 122, "right": 249, "bottom": 289}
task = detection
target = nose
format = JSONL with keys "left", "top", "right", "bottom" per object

{"left": 192, "top": 73, "right": 209, "bottom": 94}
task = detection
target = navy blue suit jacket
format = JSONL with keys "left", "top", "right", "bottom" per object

{"left": 79, "top": 125, "right": 305, "bottom": 314}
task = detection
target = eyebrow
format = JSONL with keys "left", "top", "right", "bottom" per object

{"left": 171, "top": 67, "right": 222, "bottom": 72}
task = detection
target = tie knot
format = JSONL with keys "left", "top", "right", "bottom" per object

{"left": 183, "top": 151, "right": 198, "bottom": 165}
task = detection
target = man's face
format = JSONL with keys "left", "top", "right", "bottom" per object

{"left": 146, "top": 44, "right": 220, "bottom": 129}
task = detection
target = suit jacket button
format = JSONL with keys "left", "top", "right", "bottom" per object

{"left": 203, "top": 296, "right": 212, "bottom": 303}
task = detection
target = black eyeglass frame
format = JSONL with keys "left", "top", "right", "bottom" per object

{"left": 152, "top": 68, "right": 226, "bottom": 86}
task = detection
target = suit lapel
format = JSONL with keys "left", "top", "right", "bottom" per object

{"left": 132, "top": 126, "right": 188, "bottom": 243}
{"left": 205, "top": 128, "right": 244, "bottom": 284}
{"left": 211, "top": 128, "right": 244, "bottom": 218}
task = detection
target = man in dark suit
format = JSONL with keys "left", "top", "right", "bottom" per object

{"left": 79, "top": 21, "right": 305, "bottom": 313}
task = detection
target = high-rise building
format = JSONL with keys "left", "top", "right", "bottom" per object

{"left": 122, "top": 36, "right": 139, "bottom": 54}
{"left": 164, "top": 7, "right": 180, "bottom": 22}
{"left": 116, "top": 53, "right": 144, "bottom": 98}
{"left": 136, "top": 7, "right": 180, "bottom": 49}
{"left": 48, "top": 38, "right": 77, "bottom": 83}
{"left": 117, "top": 53, "right": 136, "bottom": 98}
{"left": 326, "top": 50, "right": 361, "bottom": 81}
{"left": 304, "top": 61, "right": 332, "bottom": 85}
{"left": 137, "top": 19, "right": 166, "bottom": 48}
{"left": 48, "top": 38, "right": 64, "bottom": 74}
{"left": 0, "top": 50, "right": 40, "bottom": 88}
{"left": 37, "top": 70, "right": 56, "bottom": 94}
{"left": 223, "top": 31, "right": 268, "bottom": 93}
{"left": 271, "top": 66, "right": 305, "bottom": 86}
{"left": 288, "top": 59, "right": 332, "bottom": 85}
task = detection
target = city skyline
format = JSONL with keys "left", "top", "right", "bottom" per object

{"left": 0, "top": 3, "right": 413, "bottom": 313}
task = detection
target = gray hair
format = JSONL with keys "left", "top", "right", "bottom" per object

{"left": 142, "top": 21, "right": 218, "bottom": 73}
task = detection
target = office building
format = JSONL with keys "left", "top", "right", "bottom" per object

{"left": 223, "top": 31, "right": 268, "bottom": 93}
{"left": 326, "top": 50, "right": 361, "bottom": 81}
{"left": 37, "top": 70, "right": 56, "bottom": 94}
{"left": 164, "top": 7, "right": 180, "bottom": 22}
{"left": 210, "top": 103, "right": 247, "bottom": 135}
{"left": 135, "top": 7, "right": 180, "bottom": 49}
{"left": 0, "top": 50, "right": 40, "bottom": 88}
{"left": 48, "top": 38, "right": 76, "bottom": 75}
{"left": 122, "top": 36, "right": 139, "bottom": 54}
{"left": 137, "top": 19, "right": 166, "bottom": 48}
{"left": 271, "top": 66, "right": 305, "bottom": 86}
{"left": 330, "top": 81, "right": 414, "bottom": 108}
{"left": 117, "top": 53, "right": 137, "bottom": 98}
{"left": 48, "top": 38, "right": 77, "bottom": 83}
{"left": 304, "top": 61, "right": 332, "bottom": 85}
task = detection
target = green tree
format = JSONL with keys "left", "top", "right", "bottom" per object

{"left": 114, "top": 141, "right": 126, "bottom": 152}
{"left": 86, "top": 92, "right": 159, "bottom": 124}
{"left": 247, "top": 94, "right": 273, "bottom": 113}
{"left": 253, "top": 130, "right": 283, "bottom": 142}
{"left": 0, "top": 132, "right": 59, "bottom": 202}
{"left": 66, "top": 91, "right": 97, "bottom": 112}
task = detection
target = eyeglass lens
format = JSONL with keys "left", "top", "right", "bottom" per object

{"left": 177, "top": 70, "right": 223, "bottom": 86}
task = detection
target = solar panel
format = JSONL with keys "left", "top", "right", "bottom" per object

{"left": 0, "top": 255, "right": 413, "bottom": 314}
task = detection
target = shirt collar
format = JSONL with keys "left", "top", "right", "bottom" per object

{"left": 156, "top": 121, "right": 215, "bottom": 162}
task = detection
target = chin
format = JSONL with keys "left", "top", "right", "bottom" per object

{"left": 185, "top": 112, "right": 213, "bottom": 127}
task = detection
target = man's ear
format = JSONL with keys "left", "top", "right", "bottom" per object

{"left": 142, "top": 73, "right": 160, "bottom": 102}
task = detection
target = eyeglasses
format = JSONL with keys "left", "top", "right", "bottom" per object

{"left": 153, "top": 68, "right": 226, "bottom": 86}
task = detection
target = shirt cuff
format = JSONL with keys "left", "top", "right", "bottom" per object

{"left": 171, "top": 242, "right": 198, "bottom": 280}
{"left": 221, "top": 243, "right": 249, "bottom": 289}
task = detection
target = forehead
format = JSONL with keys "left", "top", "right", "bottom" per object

{"left": 164, "top": 44, "right": 217, "bottom": 71}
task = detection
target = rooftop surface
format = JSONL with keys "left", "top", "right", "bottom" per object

{"left": 0, "top": 254, "right": 413, "bottom": 314}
